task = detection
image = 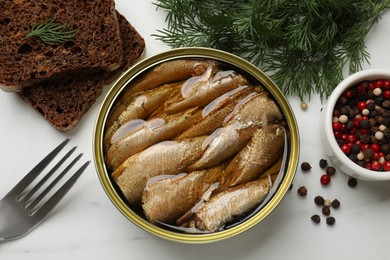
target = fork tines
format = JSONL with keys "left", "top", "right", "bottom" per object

{"left": 4, "top": 138, "right": 90, "bottom": 217}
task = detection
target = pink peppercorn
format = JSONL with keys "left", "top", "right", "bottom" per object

{"left": 334, "top": 131, "right": 343, "bottom": 138}
{"left": 357, "top": 85, "right": 366, "bottom": 96}
{"left": 341, "top": 144, "right": 351, "bottom": 154}
{"left": 374, "top": 80, "right": 384, "bottom": 88}
{"left": 371, "top": 144, "right": 380, "bottom": 152}
{"left": 320, "top": 174, "right": 331, "bottom": 185}
{"left": 383, "top": 161, "right": 390, "bottom": 171}
{"left": 365, "top": 163, "right": 372, "bottom": 170}
{"left": 332, "top": 122, "right": 342, "bottom": 131}
{"left": 384, "top": 81, "right": 390, "bottom": 90}
{"left": 371, "top": 161, "right": 381, "bottom": 171}
{"left": 343, "top": 89, "right": 354, "bottom": 99}
{"left": 357, "top": 102, "right": 367, "bottom": 111}
{"left": 384, "top": 90, "right": 390, "bottom": 99}
{"left": 348, "top": 134, "right": 357, "bottom": 142}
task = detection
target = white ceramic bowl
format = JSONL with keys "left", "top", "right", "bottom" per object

{"left": 320, "top": 69, "right": 390, "bottom": 181}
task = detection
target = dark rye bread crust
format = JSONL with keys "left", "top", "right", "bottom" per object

{"left": 0, "top": 0, "right": 123, "bottom": 92}
{"left": 17, "top": 13, "right": 145, "bottom": 131}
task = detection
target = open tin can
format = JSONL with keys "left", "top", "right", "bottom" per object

{"left": 93, "top": 47, "right": 299, "bottom": 243}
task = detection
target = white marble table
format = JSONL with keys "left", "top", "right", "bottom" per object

{"left": 1, "top": 1, "right": 390, "bottom": 259}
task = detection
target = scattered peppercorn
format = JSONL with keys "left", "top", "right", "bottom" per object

{"left": 325, "top": 166, "right": 336, "bottom": 176}
{"left": 300, "top": 101, "right": 308, "bottom": 110}
{"left": 297, "top": 186, "right": 308, "bottom": 196}
{"left": 301, "top": 162, "right": 312, "bottom": 172}
{"left": 322, "top": 206, "right": 331, "bottom": 216}
{"left": 326, "top": 217, "right": 336, "bottom": 226}
{"left": 348, "top": 178, "right": 358, "bottom": 188}
{"left": 314, "top": 195, "right": 325, "bottom": 206}
{"left": 311, "top": 214, "right": 321, "bottom": 224}
{"left": 320, "top": 174, "right": 331, "bottom": 185}
{"left": 288, "top": 183, "right": 293, "bottom": 191}
{"left": 319, "top": 159, "right": 328, "bottom": 168}
{"left": 331, "top": 199, "right": 340, "bottom": 209}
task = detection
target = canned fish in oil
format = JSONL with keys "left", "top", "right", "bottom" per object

{"left": 93, "top": 47, "right": 299, "bottom": 244}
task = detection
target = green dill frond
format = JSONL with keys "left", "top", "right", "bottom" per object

{"left": 25, "top": 19, "right": 79, "bottom": 45}
{"left": 154, "top": 0, "right": 390, "bottom": 99}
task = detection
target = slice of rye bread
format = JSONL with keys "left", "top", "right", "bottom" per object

{"left": 0, "top": 0, "right": 123, "bottom": 92}
{"left": 17, "top": 12, "right": 145, "bottom": 131}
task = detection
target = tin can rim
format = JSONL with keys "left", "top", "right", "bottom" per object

{"left": 93, "top": 47, "right": 300, "bottom": 244}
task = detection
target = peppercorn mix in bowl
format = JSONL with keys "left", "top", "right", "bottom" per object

{"left": 321, "top": 69, "right": 390, "bottom": 181}
{"left": 93, "top": 47, "right": 299, "bottom": 243}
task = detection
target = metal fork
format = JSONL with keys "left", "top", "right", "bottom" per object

{"left": 0, "top": 138, "right": 90, "bottom": 241}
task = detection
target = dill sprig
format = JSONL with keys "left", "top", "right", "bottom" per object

{"left": 25, "top": 19, "right": 79, "bottom": 45}
{"left": 154, "top": 0, "right": 390, "bottom": 100}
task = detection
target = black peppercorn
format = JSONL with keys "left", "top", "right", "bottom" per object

{"left": 322, "top": 206, "right": 331, "bottom": 216}
{"left": 348, "top": 153, "right": 358, "bottom": 162}
{"left": 376, "top": 115, "right": 384, "bottom": 125}
{"left": 301, "top": 162, "right": 312, "bottom": 172}
{"left": 326, "top": 216, "right": 336, "bottom": 226}
{"left": 382, "top": 100, "right": 390, "bottom": 109}
{"left": 358, "top": 93, "right": 368, "bottom": 101}
{"left": 370, "top": 126, "right": 379, "bottom": 134}
{"left": 349, "top": 108, "right": 358, "bottom": 118}
{"left": 347, "top": 121, "right": 355, "bottom": 130}
{"left": 369, "top": 119, "right": 377, "bottom": 128}
{"left": 347, "top": 98, "right": 358, "bottom": 107}
{"left": 375, "top": 95, "right": 384, "bottom": 105}
{"left": 311, "top": 214, "right": 321, "bottom": 224}
{"left": 370, "top": 135, "right": 378, "bottom": 144}
{"left": 350, "top": 144, "right": 361, "bottom": 154}
{"left": 297, "top": 186, "right": 308, "bottom": 196}
{"left": 336, "top": 138, "right": 344, "bottom": 146}
{"left": 367, "top": 101, "right": 376, "bottom": 110}
{"left": 339, "top": 96, "right": 348, "bottom": 105}
{"left": 384, "top": 128, "right": 390, "bottom": 138}
{"left": 356, "top": 160, "right": 366, "bottom": 168}
{"left": 340, "top": 106, "right": 351, "bottom": 115}
{"left": 377, "top": 107, "right": 384, "bottom": 115}
{"left": 348, "top": 178, "right": 358, "bottom": 188}
{"left": 383, "top": 118, "right": 390, "bottom": 127}
{"left": 360, "top": 119, "right": 371, "bottom": 129}
{"left": 367, "top": 90, "right": 374, "bottom": 99}
{"left": 363, "top": 148, "right": 374, "bottom": 161}
{"left": 331, "top": 199, "right": 341, "bottom": 209}
{"left": 325, "top": 166, "right": 336, "bottom": 176}
{"left": 319, "top": 159, "right": 328, "bottom": 169}
{"left": 383, "top": 110, "right": 390, "bottom": 119}
{"left": 314, "top": 195, "right": 325, "bottom": 206}
{"left": 370, "top": 110, "right": 378, "bottom": 118}
{"left": 381, "top": 144, "right": 390, "bottom": 154}
{"left": 355, "top": 131, "right": 361, "bottom": 140}
{"left": 359, "top": 134, "right": 370, "bottom": 144}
